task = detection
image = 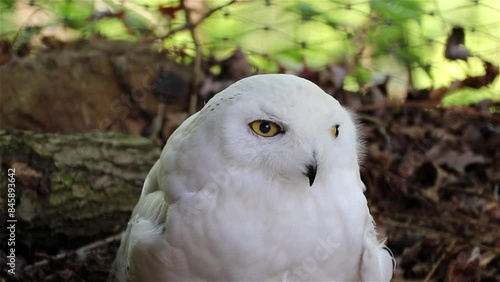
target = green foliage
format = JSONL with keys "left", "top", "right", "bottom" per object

{"left": 292, "top": 2, "right": 322, "bottom": 19}
{"left": 0, "top": 0, "right": 15, "bottom": 10}
{"left": 354, "top": 66, "right": 372, "bottom": 86}
{"left": 1, "top": 0, "right": 499, "bottom": 105}
{"left": 443, "top": 83, "right": 500, "bottom": 106}
{"left": 370, "top": 0, "right": 423, "bottom": 23}
{"left": 50, "top": 1, "right": 94, "bottom": 29}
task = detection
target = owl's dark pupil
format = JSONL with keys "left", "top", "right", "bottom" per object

{"left": 260, "top": 122, "right": 271, "bottom": 133}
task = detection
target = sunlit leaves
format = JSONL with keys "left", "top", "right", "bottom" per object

{"left": 370, "top": 0, "right": 423, "bottom": 23}
{"left": 0, "top": 0, "right": 15, "bottom": 10}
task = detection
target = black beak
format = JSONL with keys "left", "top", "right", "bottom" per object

{"left": 304, "top": 159, "right": 318, "bottom": 187}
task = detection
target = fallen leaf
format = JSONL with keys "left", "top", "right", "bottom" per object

{"left": 446, "top": 247, "right": 481, "bottom": 282}
{"left": 433, "top": 150, "right": 486, "bottom": 173}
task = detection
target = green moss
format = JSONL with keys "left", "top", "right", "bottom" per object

{"left": 18, "top": 190, "right": 39, "bottom": 222}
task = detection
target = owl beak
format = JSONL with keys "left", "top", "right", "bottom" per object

{"left": 305, "top": 159, "right": 318, "bottom": 187}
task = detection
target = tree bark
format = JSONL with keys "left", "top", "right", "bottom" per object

{"left": 0, "top": 130, "right": 160, "bottom": 256}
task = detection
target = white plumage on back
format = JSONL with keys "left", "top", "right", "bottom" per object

{"left": 111, "top": 74, "right": 394, "bottom": 281}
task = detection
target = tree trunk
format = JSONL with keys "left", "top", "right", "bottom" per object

{"left": 0, "top": 130, "right": 160, "bottom": 257}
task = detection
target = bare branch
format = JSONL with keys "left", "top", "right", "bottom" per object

{"left": 24, "top": 234, "right": 122, "bottom": 272}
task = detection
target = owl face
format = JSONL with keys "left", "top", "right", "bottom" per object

{"left": 199, "top": 74, "right": 361, "bottom": 188}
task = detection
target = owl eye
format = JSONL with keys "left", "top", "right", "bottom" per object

{"left": 250, "top": 120, "right": 282, "bottom": 137}
{"left": 331, "top": 124, "right": 340, "bottom": 138}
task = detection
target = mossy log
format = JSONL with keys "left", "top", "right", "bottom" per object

{"left": 0, "top": 130, "right": 160, "bottom": 256}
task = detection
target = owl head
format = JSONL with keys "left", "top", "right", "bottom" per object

{"left": 194, "top": 74, "right": 363, "bottom": 189}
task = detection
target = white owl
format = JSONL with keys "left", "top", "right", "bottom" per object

{"left": 111, "top": 74, "right": 394, "bottom": 281}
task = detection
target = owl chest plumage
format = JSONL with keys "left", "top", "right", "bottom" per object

{"left": 163, "top": 167, "right": 368, "bottom": 281}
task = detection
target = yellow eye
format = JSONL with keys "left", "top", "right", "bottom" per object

{"left": 250, "top": 120, "right": 282, "bottom": 137}
{"left": 331, "top": 125, "right": 340, "bottom": 138}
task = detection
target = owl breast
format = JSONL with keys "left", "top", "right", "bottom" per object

{"left": 164, "top": 168, "right": 367, "bottom": 281}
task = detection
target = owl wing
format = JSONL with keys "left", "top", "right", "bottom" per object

{"left": 109, "top": 160, "right": 172, "bottom": 282}
{"left": 360, "top": 212, "right": 395, "bottom": 282}
{"left": 109, "top": 113, "right": 205, "bottom": 282}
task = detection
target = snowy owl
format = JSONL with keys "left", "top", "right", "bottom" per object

{"left": 111, "top": 74, "right": 394, "bottom": 281}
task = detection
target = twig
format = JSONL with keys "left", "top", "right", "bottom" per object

{"left": 423, "top": 239, "right": 456, "bottom": 282}
{"left": 353, "top": 101, "right": 442, "bottom": 112}
{"left": 354, "top": 101, "right": 500, "bottom": 122}
{"left": 150, "top": 103, "right": 166, "bottom": 141}
{"left": 160, "top": 0, "right": 237, "bottom": 40}
{"left": 12, "top": 6, "right": 46, "bottom": 45}
{"left": 382, "top": 219, "right": 500, "bottom": 255}
{"left": 380, "top": 211, "right": 493, "bottom": 228}
{"left": 446, "top": 105, "right": 500, "bottom": 121}
{"left": 24, "top": 233, "right": 122, "bottom": 272}
{"left": 182, "top": 0, "right": 204, "bottom": 115}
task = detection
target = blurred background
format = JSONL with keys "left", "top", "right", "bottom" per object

{"left": 0, "top": 0, "right": 499, "bottom": 281}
